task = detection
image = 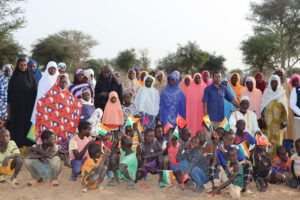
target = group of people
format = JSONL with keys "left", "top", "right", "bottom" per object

{"left": 0, "top": 58, "right": 300, "bottom": 199}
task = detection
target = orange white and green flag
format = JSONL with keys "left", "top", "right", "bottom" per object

{"left": 238, "top": 142, "right": 251, "bottom": 158}
{"left": 163, "top": 170, "right": 175, "bottom": 185}
{"left": 219, "top": 117, "right": 230, "bottom": 131}
{"left": 97, "top": 124, "right": 110, "bottom": 136}
{"left": 137, "top": 121, "right": 144, "bottom": 133}
{"left": 203, "top": 115, "right": 211, "bottom": 129}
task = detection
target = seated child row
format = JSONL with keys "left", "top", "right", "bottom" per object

{"left": 1, "top": 118, "right": 300, "bottom": 199}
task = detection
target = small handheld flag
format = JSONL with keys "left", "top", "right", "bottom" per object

{"left": 164, "top": 122, "right": 174, "bottom": 134}
{"left": 238, "top": 142, "right": 251, "bottom": 158}
{"left": 182, "top": 174, "right": 190, "bottom": 190}
{"left": 257, "top": 134, "right": 272, "bottom": 146}
{"left": 97, "top": 124, "right": 110, "bottom": 136}
{"left": 203, "top": 115, "right": 211, "bottom": 129}
{"left": 129, "top": 114, "right": 140, "bottom": 123}
{"left": 219, "top": 118, "right": 230, "bottom": 131}
{"left": 176, "top": 114, "right": 187, "bottom": 129}
{"left": 26, "top": 124, "right": 36, "bottom": 142}
{"left": 173, "top": 126, "right": 180, "bottom": 140}
{"left": 125, "top": 117, "right": 133, "bottom": 128}
{"left": 163, "top": 170, "right": 175, "bottom": 185}
{"left": 137, "top": 121, "right": 144, "bottom": 133}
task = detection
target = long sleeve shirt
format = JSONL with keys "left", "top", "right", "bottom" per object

{"left": 290, "top": 87, "right": 300, "bottom": 119}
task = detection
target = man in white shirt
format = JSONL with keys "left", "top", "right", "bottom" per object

{"left": 229, "top": 96, "right": 261, "bottom": 137}
{"left": 290, "top": 86, "right": 300, "bottom": 143}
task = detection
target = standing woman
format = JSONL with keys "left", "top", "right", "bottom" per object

{"left": 261, "top": 75, "right": 288, "bottom": 158}
{"left": 186, "top": 73, "right": 207, "bottom": 136}
{"left": 138, "top": 71, "right": 148, "bottom": 86}
{"left": 27, "top": 60, "right": 42, "bottom": 83}
{"left": 30, "top": 61, "right": 59, "bottom": 128}
{"left": 0, "top": 65, "right": 13, "bottom": 119}
{"left": 154, "top": 71, "right": 167, "bottom": 95}
{"left": 201, "top": 70, "right": 212, "bottom": 86}
{"left": 179, "top": 74, "right": 192, "bottom": 97}
{"left": 134, "top": 75, "right": 160, "bottom": 130}
{"left": 69, "top": 69, "right": 94, "bottom": 100}
{"left": 229, "top": 73, "right": 245, "bottom": 103}
{"left": 255, "top": 72, "right": 267, "bottom": 94}
{"left": 7, "top": 58, "right": 37, "bottom": 147}
{"left": 122, "top": 69, "right": 140, "bottom": 100}
{"left": 94, "top": 66, "right": 122, "bottom": 111}
{"left": 274, "top": 68, "right": 294, "bottom": 141}
{"left": 289, "top": 74, "right": 300, "bottom": 89}
{"left": 159, "top": 73, "right": 186, "bottom": 128}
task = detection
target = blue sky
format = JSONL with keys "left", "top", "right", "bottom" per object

{"left": 14, "top": 0, "right": 259, "bottom": 70}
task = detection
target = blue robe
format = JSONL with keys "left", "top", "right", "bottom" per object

{"left": 221, "top": 78, "right": 237, "bottom": 120}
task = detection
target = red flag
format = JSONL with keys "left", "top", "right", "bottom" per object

{"left": 257, "top": 134, "right": 272, "bottom": 146}
{"left": 182, "top": 174, "right": 190, "bottom": 190}
{"left": 164, "top": 122, "right": 173, "bottom": 134}
{"left": 176, "top": 114, "right": 187, "bottom": 129}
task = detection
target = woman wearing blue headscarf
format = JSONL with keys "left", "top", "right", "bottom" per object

{"left": 221, "top": 78, "right": 237, "bottom": 120}
{"left": 159, "top": 73, "right": 186, "bottom": 127}
{"left": 27, "top": 59, "right": 42, "bottom": 82}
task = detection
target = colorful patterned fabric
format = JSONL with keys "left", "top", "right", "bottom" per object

{"left": 272, "top": 156, "right": 291, "bottom": 173}
{"left": 0, "top": 70, "right": 11, "bottom": 119}
{"left": 35, "top": 75, "right": 82, "bottom": 143}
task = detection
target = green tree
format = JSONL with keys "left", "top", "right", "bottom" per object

{"left": 202, "top": 53, "right": 227, "bottom": 74}
{"left": 85, "top": 59, "right": 103, "bottom": 76}
{"left": 139, "top": 49, "right": 151, "bottom": 70}
{"left": 249, "top": 0, "right": 300, "bottom": 69}
{"left": 31, "top": 30, "right": 98, "bottom": 72}
{"left": 240, "top": 33, "right": 280, "bottom": 74}
{"left": 0, "top": 0, "right": 26, "bottom": 66}
{"left": 115, "top": 48, "right": 140, "bottom": 72}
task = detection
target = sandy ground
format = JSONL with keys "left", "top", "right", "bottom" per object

{"left": 0, "top": 164, "right": 299, "bottom": 200}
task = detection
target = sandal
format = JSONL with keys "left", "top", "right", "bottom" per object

{"left": 27, "top": 179, "right": 39, "bottom": 187}
{"left": 9, "top": 178, "right": 19, "bottom": 187}
{"left": 51, "top": 180, "right": 59, "bottom": 187}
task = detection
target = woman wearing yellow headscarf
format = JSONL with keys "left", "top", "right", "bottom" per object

{"left": 138, "top": 71, "right": 148, "bottom": 86}
{"left": 229, "top": 73, "right": 245, "bottom": 103}
{"left": 154, "top": 71, "right": 167, "bottom": 95}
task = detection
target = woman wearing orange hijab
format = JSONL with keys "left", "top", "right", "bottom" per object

{"left": 102, "top": 91, "right": 124, "bottom": 134}
{"left": 229, "top": 73, "right": 245, "bottom": 103}
{"left": 138, "top": 71, "right": 148, "bottom": 86}
{"left": 179, "top": 74, "right": 192, "bottom": 97}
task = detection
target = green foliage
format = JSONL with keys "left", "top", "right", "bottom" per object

{"left": 0, "top": 0, "right": 25, "bottom": 66}
{"left": 229, "top": 69, "right": 245, "bottom": 78}
{"left": 114, "top": 48, "right": 141, "bottom": 72}
{"left": 85, "top": 59, "right": 103, "bottom": 76}
{"left": 31, "top": 30, "right": 98, "bottom": 72}
{"left": 157, "top": 41, "right": 226, "bottom": 75}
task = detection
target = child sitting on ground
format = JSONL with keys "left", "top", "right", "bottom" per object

{"left": 121, "top": 90, "right": 138, "bottom": 131}
{"left": 155, "top": 125, "right": 166, "bottom": 150}
{"left": 0, "top": 128, "right": 23, "bottom": 186}
{"left": 107, "top": 136, "right": 138, "bottom": 189}
{"left": 25, "top": 130, "right": 61, "bottom": 187}
{"left": 270, "top": 145, "right": 292, "bottom": 184}
{"left": 210, "top": 147, "right": 244, "bottom": 200}
{"left": 69, "top": 121, "right": 93, "bottom": 181}
{"left": 136, "top": 128, "right": 165, "bottom": 187}
{"left": 290, "top": 138, "right": 300, "bottom": 189}
{"left": 234, "top": 119, "right": 256, "bottom": 146}
{"left": 180, "top": 127, "right": 191, "bottom": 144}
{"left": 250, "top": 136, "right": 272, "bottom": 192}
{"left": 122, "top": 119, "right": 143, "bottom": 151}
{"left": 176, "top": 136, "right": 209, "bottom": 192}
{"left": 81, "top": 143, "right": 110, "bottom": 193}
{"left": 0, "top": 117, "right": 6, "bottom": 129}
{"left": 216, "top": 132, "right": 253, "bottom": 194}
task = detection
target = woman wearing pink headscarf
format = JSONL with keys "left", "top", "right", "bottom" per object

{"left": 201, "top": 70, "right": 212, "bottom": 86}
{"left": 241, "top": 77, "right": 262, "bottom": 119}
{"left": 289, "top": 74, "right": 300, "bottom": 89}
{"left": 179, "top": 74, "right": 192, "bottom": 97}
{"left": 186, "top": 73, "right": 207, "bottom": 136}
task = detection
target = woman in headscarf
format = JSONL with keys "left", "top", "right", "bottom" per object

{"left": 35, "top": 75, "right": 82, "bottom": 159}
{"left": 122, "top": 69, "right": 140, "bottom": 100}
{"left": 134, "top": 68, "right": 140, "bottom": 80}
{"left": 229, "top": 73, "right": 245, "bottom": 103}
{"left": 172, "top": 70, "right": 180, "bottom": 80}
{"left": 0, "top": 65, "right": 12, "bottom": 119}
{"left": 88, "top": 108, "right": 103, "bottom": 137}
{"left": 241, "top": 77, "right": 262, "bottom": 119}
{"left": 7, "top": 58, "right": 37, "bottom": 147}
{"left": 94, "top": 66, "right": 122, "bottom": 111}
{"left": 57, "top": 62, "right": 67, "bottom": 74}
{"left": 289, "top": 74, "right": 300, "bottom": 89}
{"left": 201, "top": 70, "right": 212, "bottom": 86}
{"left": 274, "top": 68, "right": 293, "bottom": 141}
{"left": 159, "top": 73, "right": 186, "bottom": 128}
{"left": 221, "top": 78, "right": 237, "bottom": 120}
{"left": 255, "top": 72, "right": 267, "bottom": 94}
{"left": 154, "top": 71, "right": 167, "bottom": 95}
{"left": 134, "top": 75, "right": 160, "bottom": 130}
{"left": 27, "top": 59, "right": 42, "bottom": 83}
{"left": 261, "top": 75, "right": 288, "bottom": 158}
{"left": 138, "top": 71, "right": 148, "bottom": 86}
{"left": 80, "top": 87, "right": 95, "bottom": 122}
{"left": 186, "top": 73, "right": 206, "bottom": 136}
{"left": 30, "top": 61, "right": 59, "bottom": 128}
{"left": 87, "top": 68, "right": 96, "bottom": 88}
{"left": 69, "top": 69, "right": 94, "bottom": 100}
{"left": 179, "top": 74, "right": 192, "bottom": 97}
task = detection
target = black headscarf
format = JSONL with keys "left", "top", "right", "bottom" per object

{"left": 7, "top": 58, "right": 37, "bottom": 147}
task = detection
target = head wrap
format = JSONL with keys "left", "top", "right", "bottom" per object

{"left": 57, "top": 62, "right": 66, "bottom": 70}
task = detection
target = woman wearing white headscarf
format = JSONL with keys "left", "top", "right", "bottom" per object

{"left": 87, "top": 69, "right": 96, "bottom": 88}
{"left": 260, "top": 75, "right": 288, "bottom": 158}
{"left": 88, "top": 108, "right": 103, "bottom": 137}
{"left": 134, "top": 75, "right": 160, "bottom": 130}
{"left": 30, "top": 61, "right": 59, "bottom": 126}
